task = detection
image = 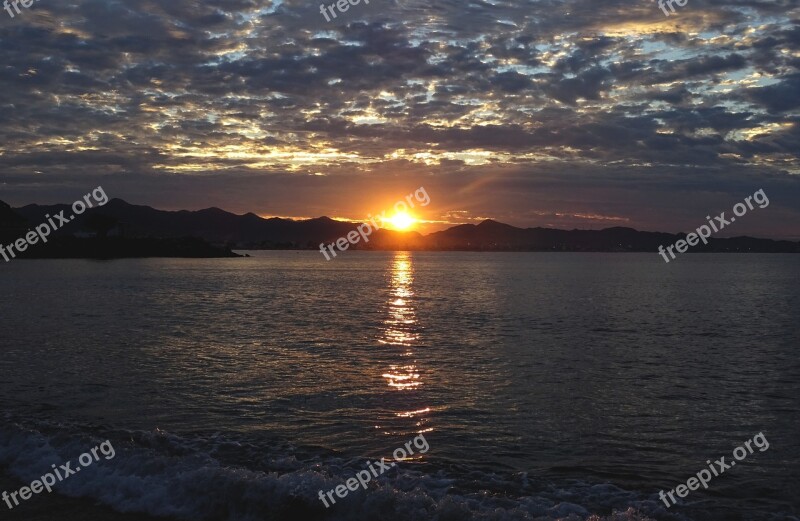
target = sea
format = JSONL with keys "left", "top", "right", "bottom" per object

{"left": 0, "top": 252, "right": 798, "bottom": 521}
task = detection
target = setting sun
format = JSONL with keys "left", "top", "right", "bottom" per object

{"left": 385, "top": 212, "right": 417, "bottom": 230}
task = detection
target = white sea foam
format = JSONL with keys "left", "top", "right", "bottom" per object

{"left": 0, "top": 420, "right": 672, "bottom": 521}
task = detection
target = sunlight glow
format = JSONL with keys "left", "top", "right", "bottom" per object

{"left": 384, "top": 212, "right": 417, "bottom": 230}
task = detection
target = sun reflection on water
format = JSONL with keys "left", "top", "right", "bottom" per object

{"left": 380, "top": 252, "right": 422, "bottom": 391}
{"left": 378, "top": 252, "right": 432, "bottom": 436}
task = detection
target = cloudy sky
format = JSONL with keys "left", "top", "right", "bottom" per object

{"left": 0, "top": 0, "right": 798, "bottom": 236}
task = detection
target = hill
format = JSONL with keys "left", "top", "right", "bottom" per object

{"left": 5, "top": 199, "right": 800, "bottom": 254}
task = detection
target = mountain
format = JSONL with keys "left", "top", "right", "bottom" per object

{"left": 14, "top": 199, "right": 361, "bottom": 247}
{"left": 6, "top": 198, "right": 800, "bottom": 253}
{"left": 0, "top": 200, "right": 28, "bottom": 243}
{"left": 425, "top": 222, "right": 800, "bottom": 252}
{"left": 1, "top": 200, "right": 239, "bottom": 259}
{"left": 425, "top": 222, "right": 675, "bottom": 251}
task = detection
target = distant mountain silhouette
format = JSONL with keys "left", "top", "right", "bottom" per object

{"left": 5, "top": 198, "right": 800, "bottom": 254}
{"left": 15, "top": 199, "right": 360, "bottom": 247}
{"left": 1, "top": 200, "right": 239, "bottom": 259}
{"left": 426, "top": 221, "right": 800, "bottom": 252}
{"left": 0, "top": 201, "right": 27, "bottom": 243}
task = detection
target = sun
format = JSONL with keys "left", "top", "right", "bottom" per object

{"left": 385, "top": 211, "right": 417, "bottom": 230}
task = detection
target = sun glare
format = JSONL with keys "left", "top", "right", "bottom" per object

{"left": 385, "top": 212, "right": 417, "bottom": 230}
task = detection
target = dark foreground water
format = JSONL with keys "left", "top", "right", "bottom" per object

{"left": 0, "top": 252, "right": 798, "bottom": 521}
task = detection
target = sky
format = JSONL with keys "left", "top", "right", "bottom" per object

{"left": 0, "top": 0, "right": 798, "bottom": 237}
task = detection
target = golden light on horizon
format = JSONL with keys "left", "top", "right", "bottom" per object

{"left": 384, "top": 211, "right": 417, "bottom": 230}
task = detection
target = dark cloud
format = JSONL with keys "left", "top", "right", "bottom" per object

{"left": 0, "top": 0, "right": 797, "bottom": 236}
{"left": 744, "top": 73, "right": 800, "bottom": 113}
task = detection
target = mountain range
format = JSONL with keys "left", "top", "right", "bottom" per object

{"left": 3, "top": 198, "right": 800, "bottom": 254}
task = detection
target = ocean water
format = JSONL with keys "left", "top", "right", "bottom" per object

{"left": 0, "top": 252, "right": 798, "bottom": 521}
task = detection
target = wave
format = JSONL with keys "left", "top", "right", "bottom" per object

{"left": 0, "top": 417, "right": 676, "bottom": 521}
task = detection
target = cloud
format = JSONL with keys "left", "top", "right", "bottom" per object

{"left": 0, "top": 0, "right": 797, "bottom": 236}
